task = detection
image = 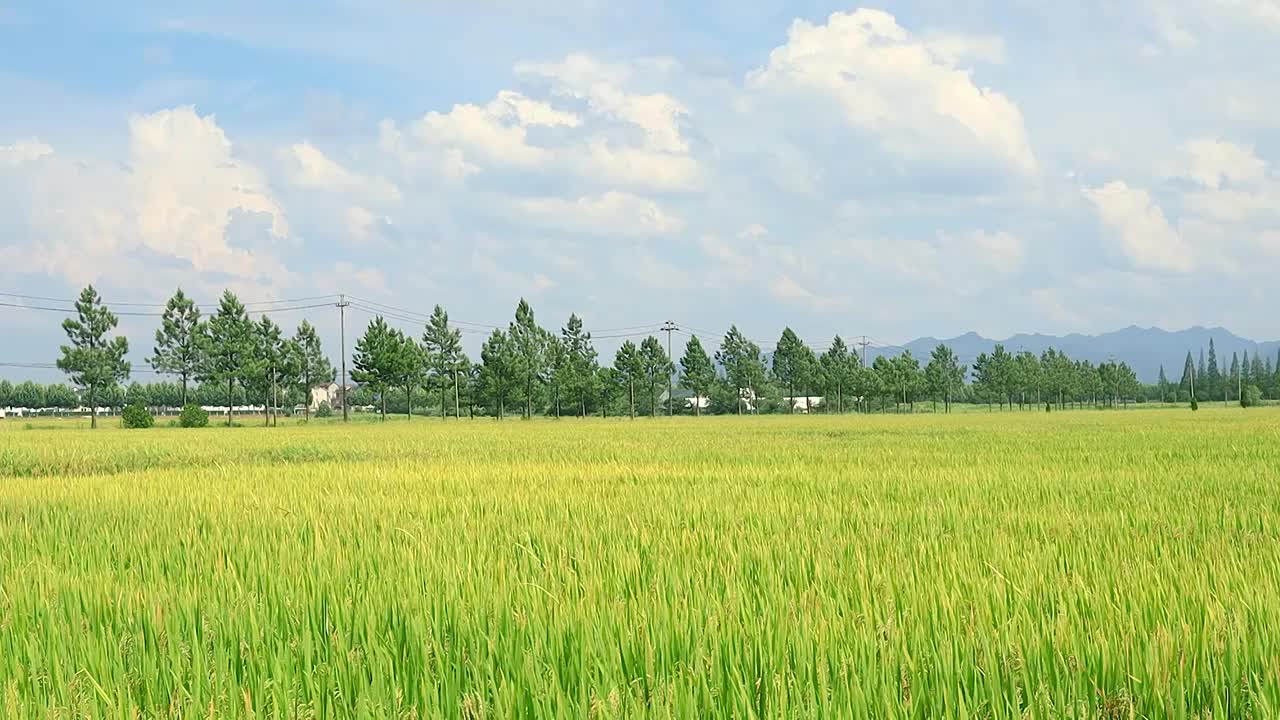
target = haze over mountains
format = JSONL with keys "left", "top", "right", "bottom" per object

{"left": 884, "top": 327, "right": 1280, "bottom": 383}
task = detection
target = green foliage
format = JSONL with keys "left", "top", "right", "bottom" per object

{"left": 121, "top": 403, "right": 155, "bottom": 429}
{"left": 422, "top": 305, "right": 465, "bottom": 418}
{"left": 202, "top": 291, "right": 255, "bottom": 426}
{"left": 716, "top": 325, "right": 764, "bottom": 415}
{"left": 178, "top": 403, "right": 209, "bottom": 428}
{"left": 1241, "top": 385, "right": 1263, "bottom": 408}
{"left": 638, "top": 336, "right": 673, "bottom": 416}
{"left": 315, "top": 400, "right": 334, "bottom": 418}
{"left": 148, "top": 289, "right": 204, "bottom": 405}
{"left": 679, "top": 335, "right": 716, "bottom": 416}
{"left": 56, "top": 285, "right": 130, "bottom": 428}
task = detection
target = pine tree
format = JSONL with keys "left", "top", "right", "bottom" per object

{"left": 422, "top": 305, "right": 464, "bottom": 418}
{"left": 291, "top": 320, "right": 335, "bottom": 421}
{"left": 201, "top": 291, "right": 255, "bottom": 427}
{"left": 679, "top": 335, "right": 716, "bottom": 417}
{"left": 1206, "top": 339, "right": 1221, "bottom": 402}
{"left": 56, "top": 286, "right": 131, "bottom": 429}
{"left": 638, "top": 336, "right": 672, "bottom": 417}
{"left": 614, "top": 341, "right": 642, "bottom": 419}
{"left": 1157, "top": 365, "right": 1169, "bottom": 403}
{"left": 149, "top": 289, "right": 204, "bottom": 406}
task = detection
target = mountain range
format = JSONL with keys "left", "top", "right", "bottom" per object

{"left": 878, "top": 327, "right": 1280, "bottom": 383}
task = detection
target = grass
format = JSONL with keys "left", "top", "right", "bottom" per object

{"left": 2, "top": 408, "right": 1279, "bottom": 718}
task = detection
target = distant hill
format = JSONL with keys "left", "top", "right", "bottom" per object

{"left": 879, "top": 327, "right": 1280, "bottom": 383}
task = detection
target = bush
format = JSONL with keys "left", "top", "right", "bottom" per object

{"left": 178, "top": 403, "right": 210, "bottom": 428}
{"left": 121, "top": 403, "right": 155, "bottom": 429}
{"left": 316, "top": 401, "right": 333, "bottom": 418}
{"left": 1241, "top": 385, "right": 1264, "bottom": 408}
{"left": 1191, "top": 398, "right": 1199, "bottom": 411}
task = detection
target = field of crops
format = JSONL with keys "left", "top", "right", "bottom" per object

{"left": 2, "top": 409, "right": 1279, "bottom": 718}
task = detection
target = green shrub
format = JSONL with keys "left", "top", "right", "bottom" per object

{"left": 178, "top": 403, "right": 209, "bottom": 428}
{"left": 316, "top": 401, "right": 333, "bottom": 418}
{"left": 121, "top": 404, "right": 155, "bottom": 429}
{"left": 1241, "top": 385, "right": 1264, "bottom": 408}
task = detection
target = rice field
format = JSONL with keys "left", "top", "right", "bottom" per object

{"left": 2, "top": 409, "right": 1279, "bottom": 718}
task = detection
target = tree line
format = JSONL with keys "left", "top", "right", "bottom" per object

{"left": 14, "top": 286, "right": 1280, "bottom": 427}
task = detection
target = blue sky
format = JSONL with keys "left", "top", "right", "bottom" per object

{"left": 2, "top": 1, "right": 1279, "bottom": 378}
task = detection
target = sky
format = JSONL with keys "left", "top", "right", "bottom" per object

{"left": 2, "top": 1, "right": 1279, "bottom": 379}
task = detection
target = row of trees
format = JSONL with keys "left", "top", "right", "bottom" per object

{"left": 1169, "top": 339, "right": 1280, "bottom": 404}
{"left": 30, "top": 287, "right": 1277, "bottom": 427}
{"left": 48, "top": 286, "right": 334, "bottom": 427}
{"left": 347, "top": 302, "right": 1159, "bottom": 419}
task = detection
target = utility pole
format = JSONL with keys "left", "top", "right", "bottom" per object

{"left": 662, "top": 321, "right": 678, "bottom": 416}
{"left": 858, "top": 335, "right": 870, "bottom": 414}
{"left": 338, "top": 294, "right": 350, "bottom": 422}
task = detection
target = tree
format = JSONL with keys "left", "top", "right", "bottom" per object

{"left": 422, "top": 305, "right": 464, "bottom": 419}
{"left": 546, "top": 334, "right": 567, "bottom": 418}
{"left": 717, "top": 326, "right": 764, "bottom": 415}
{"left": 148, "top": 289, "right": 205, "bottom": 406}
{"left": 560, "top": 314, "right": 598, "bottom": 418}
{"left": 292, "top": 320, "right": 334, "bottom": 421}
{"left": 1197, "top": 349, "right": 1207, "bottom": 402}
{"left": 1206, "top": 339, "right": 1221, "bottom": 402}
{"left": 480, "top": 328, "right": 516, "bottom": 419}
{"left": 1179, "top": 351, "right": 1195, "bottom": 403}
{"left": 509, "top": 299, "right": 548, "bottom": 419}
{"left": 125, "top": 381, "right": 150, "bottom": 409}
{"left": 679, "top": 335, "right": 716, "bottom": 417}
{"left": 202, "top": 291, "right": 255, "bottom": 426}
{"left": 772, "top": 328, "right": 809, "bottom": 414}
{"left": 249, "top": 315, "right": 287, "bottom": 426}
{"left": 1228, "top": 352, "right": 1241, "bottom": 404}
{"left": 390, "top": 330, "right": 423, "bottom": 420}
{"left": 56, "top": 286, "right": 130, "bottom": 429}
{"left": 45, "top": 383, "right": 79, "bottom": 412}
{"left": 351, "top": 316, "right": 398, "bottom": 420}
{"left": 1157, "top": 365, "right": 1170, "bottom": 403}
{"left": 614, "top": 341, "right": 643, "bottom": 419}
{"left": 13, "top": 381, "right": 45, "bottom": 410}
{"left": 818, "top": 337, "right": 855, "bottom": 414}
{"left": 925, "top": 344, "right": 964, "bottom": 413}
{"left": 639, "top": 336, "right": 673, "bottom": 417}
{"left": 0, "top": 380, "right": 11, "bottom": 409}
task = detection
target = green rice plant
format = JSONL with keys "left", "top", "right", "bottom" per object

{"left": 1, "top": 408, "right": 1278, "bottom": 717}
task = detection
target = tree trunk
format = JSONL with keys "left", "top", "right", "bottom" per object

{"left": 227, "top": 378, "right": 234, "bottom": 427}
{"left": 89, "top": 386, "right": 97, "bottom": 429}
{"left": 629, "top": 380, "right": 636, "bottom": 419}
{"left": 181, "top": 376, "right": 188, "bottom": 408}
{"left": 406, "top": 385, "right": 412, "bottom": 420}
{"left": 454, "top": 372, "right": 461, "bottom": 419}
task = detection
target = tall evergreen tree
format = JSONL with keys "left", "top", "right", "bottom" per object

{"left": 1157, "top": 365, "right": 1169, "bottom": 403}
{"left": 480, "top": 329, "right": 516, "bottom": 419}
{"left": 1197, "top": 349, "right": 1207, "bottom": 401}
{"left": 614, "top": 340, "right": 643, "bottom": 419}
{"left": 1229, "top": 352, "right": 1241, "bottom": 403}
{"left": 560, "top": 314, "right": 598, "bottom": 418}
{"left": 638, "top": 336, "right": 673, "bottom": 417}
{"left": 251, "top": 315, "right": 286, "bottom": 426}
{"left": 679, "top": 335, "right": 716, "bottom": 417}
{"left": 819, "top": 336, "right": 856, "bottom": 414}
{"left": 422, "top": 305, "right": 464, "bottom": 418}
{"left": 149, "top": 288, "right": 204, "bottom": 406}
{"left": 351, "top": 316, "right": 398, "bottom": 420}
{"left": 925, "top": 344, "right": 964, "bottom": 413}
{"left": 1179, "top": 351, "right": 1195, "bottom": 402}
{"left": 509, "top": 299, "right": 548, "bottom": 419}
{"left": 772, "top": 328, "right": 808, "bottom": 414}
{"left": 56, "top": 286, "right": 130, "bottom": 429}
{"left": 202, "top": 291, "right": 255, "bottom": 426}
{"left": 291, "top": 320, "right": 334, "bottom": 421}
{"left": 716, "top": 325, "right": 764, "bottom": 415}
{"left": 1206, "top": 339, "right": 1221, "bottom": 402}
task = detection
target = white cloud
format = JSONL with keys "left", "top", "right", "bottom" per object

{"left": 579, "top": 138, "right": 700, "bottom": 192}
{"left": 1, "top": 107, "right": 294, "bottom": 291}
{"left": 514, "top": 191, "right": 683, "bottom": 236}
{"left": 1173, "top": 138, "right": 1267, "bottom": 188}
{"left": 746, "top": 9, "right": 1037, "bottom": 176}
{"left": 411, "top": 99, "right": 551, "bottom": 168}
{"left": 1083, "top": 181, "right": 1194, "bottom": 273}
{"left": 518, "top": 54, "right": 690, "bottom": 153}
{"left": 946, "top": 229, "right": 1025, "bottom": 274}
{"left": 287, "top": 141, "right": 401, "bottom": 202}
{"left": 490, "top": 90, "right": 581, "bottom": 128}
{"left": 0, "top": 138, "right": 53, "bottom": 166}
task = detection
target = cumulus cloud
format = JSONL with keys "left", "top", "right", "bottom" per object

{"left": 0, "top": 107, "right": 294, "bottom": 292}
{"left": 286, "top": 142, "right": 401, "bottom": 202}
{"left": 746, "top": 9, "right": 1037, "bottom": 176}
{"left": 1083, "top": 181, "right": 1194, "bottom": 273}
{"left": 514, "top": 191, "right": 683, "bottom": 236}
{"left": 1172, "top": 138, "right": 1267, "bottom": 188}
